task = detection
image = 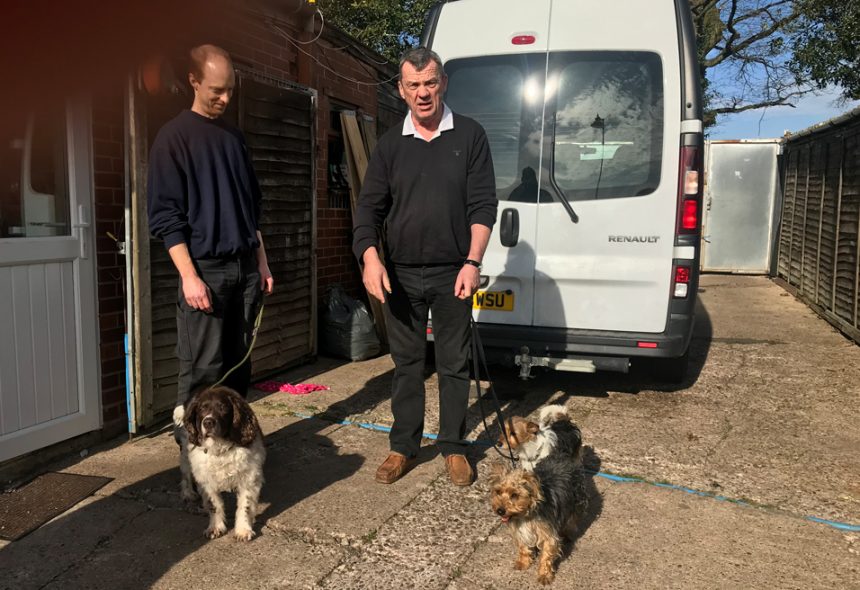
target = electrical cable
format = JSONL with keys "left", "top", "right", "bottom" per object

{"left": 269, "top": 22, "right": 399, "bottom": 87}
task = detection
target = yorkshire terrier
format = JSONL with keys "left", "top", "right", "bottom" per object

{"left": 497, "top": 404, "right": 583, "bottom": 471}
{"left": 489, "top": 456, "right": 589, "bottom": 585}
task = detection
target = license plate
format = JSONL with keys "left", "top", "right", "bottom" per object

{"left": 473, "top": 290, "right": 514, "bottom": 311}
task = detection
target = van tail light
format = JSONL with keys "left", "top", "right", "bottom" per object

{"left": 673, "top": 264, "right": 691, "bottom": 298}
{"left": 677, "top": 145, "right": 702, "bottom": 234}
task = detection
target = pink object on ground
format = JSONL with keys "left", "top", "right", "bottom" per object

{"left": 254, "top": 381, "right": 329, "bottom": 395}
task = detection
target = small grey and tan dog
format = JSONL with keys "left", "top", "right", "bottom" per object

{"left": 489, "top": 454, "right": 589, "bottom": 585}
{"left": 176, "top": 386, "right": 265, "bottom": 541}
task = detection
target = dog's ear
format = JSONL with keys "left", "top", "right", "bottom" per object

{"left": 184, "top": 397, "right": 201, "bottom": 447}
{"left": 526, "top": 421, "right": 540, "bottom": 435}
{"left": 522, "top": 471, "right": 544, "bottom": 506}
{"left": 487, "top": 461, "right": 507, "bottom": 487}
{"left": 228, "top": 389, "right": 260, "bottom": 447}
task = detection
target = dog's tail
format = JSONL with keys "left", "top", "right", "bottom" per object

{"left": 173, "top": 404, "right": 186, "bottom": 428}
{"left": 538, "top": 404, "right": 571, "bottom": 428}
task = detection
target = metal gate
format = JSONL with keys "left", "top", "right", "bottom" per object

{"left": 702, "top": 140, "right": 782, "bottom": 273}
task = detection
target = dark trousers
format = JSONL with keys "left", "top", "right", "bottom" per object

{"left": 176, "top": 253, "right": 261, "bottom": 406}
{"left": 384, "top": 264, "right": 472, "bottom": 457}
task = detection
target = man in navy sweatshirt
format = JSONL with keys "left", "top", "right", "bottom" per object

{"left": 353, "top": 47, "right": 497, "bottom": 486}
{"left": 148, "top": 45, "right": 273, "bottom": 417}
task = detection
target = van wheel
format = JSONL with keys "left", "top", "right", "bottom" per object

{"left": 649, "top": 350, "right": 689, "bottom": 384}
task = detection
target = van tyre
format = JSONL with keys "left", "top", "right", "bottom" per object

{"left": 649, "top": 349, "right": 689, "bottom": 384}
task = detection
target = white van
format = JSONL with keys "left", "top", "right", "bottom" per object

{"left": 423, "top": 0, "right": 704, "bottom": 382}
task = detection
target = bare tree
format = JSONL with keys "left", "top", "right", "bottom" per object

{"left": 691, "top": 0, "right": 810, "bottom": 125}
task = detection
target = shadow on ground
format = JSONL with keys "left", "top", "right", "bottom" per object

{"left": 0, "top": 365, "right": 397, "bottom": 590}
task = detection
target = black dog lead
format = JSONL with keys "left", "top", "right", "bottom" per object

{"left": 470, "top": 316, "right": 517, "bottom": 468}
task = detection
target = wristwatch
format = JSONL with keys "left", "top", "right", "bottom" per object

{"left": 463, "top": 258, "right": 482, "bottom": 270}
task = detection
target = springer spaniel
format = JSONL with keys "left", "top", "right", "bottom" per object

{"left": 177, "top": 386, "right": 265, "bottom": 541}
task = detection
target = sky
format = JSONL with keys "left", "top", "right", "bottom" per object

{"left": 708, "top": 86, "right": 860, "bottom": 140}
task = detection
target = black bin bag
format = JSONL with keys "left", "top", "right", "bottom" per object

{"left": 319, "top": 286, "right": 381, "bottom": 361}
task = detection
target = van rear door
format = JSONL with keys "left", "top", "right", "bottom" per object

{"left": 534, "top": 1, "right": 683, "bottom": 333}
{"left": 434, "top": 0, "right": 683, "bottom": 335}
{"left": 434, "top": 0, "right": 553, "bottom": 328}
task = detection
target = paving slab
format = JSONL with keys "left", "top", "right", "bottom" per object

{"left": 0, "top": 495, "right": 148, "bottom": 590}
{"left": 1, "top": 276, "right": 858, "bottom": 590}
{"left": 262, "top": 419, "right": 446, "bottom": 541}
{"left": 451, "top": 482, "right": 860, "bottom": 590}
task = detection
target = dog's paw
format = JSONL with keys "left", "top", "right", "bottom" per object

{"left": 205, "top": 523, "right": 227, "bottom": 539}
{"left": 537, "top": 570, "right": 555, "bottom": 585}
{"left": 514, "top": 557, "right": 532, "bottom": 571}
{"left": 233, "top": 527, "right": 256, "bottom": 542}
{"left": 180, "top": 482, "right": 200, "bottom": 505}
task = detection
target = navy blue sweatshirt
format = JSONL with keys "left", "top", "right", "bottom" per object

{"left": 147, "top": 110, "right": 261, "bottom": 259}
{"left": 352, "top": 113, "right": 497, "bottom": 265}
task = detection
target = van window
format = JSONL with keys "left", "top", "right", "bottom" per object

{"left": 445, "top": 55, "right": 546, "bottom": 199}
{"left": 551, "top": 52, "right": 663, "bottom": 200}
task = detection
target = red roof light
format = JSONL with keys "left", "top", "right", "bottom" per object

{"left": 512, "top": 35, "right": 536, "bottom": 45}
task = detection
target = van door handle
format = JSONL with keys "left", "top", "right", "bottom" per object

{"left": 500, "top": 208, "right": 519, "bottom": 247}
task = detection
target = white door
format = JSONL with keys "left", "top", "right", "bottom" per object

{"left": 439, "top": 0, "right": 553, "bottom": 327}
{"left": 533, "top": 49, "right": 678, "bottom": 332}
{"left": 0, "top": 97, "right": 101, "bottom": 462}
{"left": 437, "top": 0, "right": 682, "bottom": 333}
{"left": 534, "top": 0, "right": 683, "bottom": 333}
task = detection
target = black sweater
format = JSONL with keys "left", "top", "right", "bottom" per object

{"left": 352, "top": 113, "right": 497, "bottom": 265}
{"left": 147, "top": 110, "right": 262, "bottom": 259}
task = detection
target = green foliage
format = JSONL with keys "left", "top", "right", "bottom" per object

{"left": 791, "top": 0, "right": 860, "bottom": 99}
{"left": 317, "top": 0, "right": 436, "bottom": 64}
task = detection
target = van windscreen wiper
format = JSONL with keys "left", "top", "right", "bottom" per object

{"left": 548, "top": 176, "right": 579, "bottom": 224}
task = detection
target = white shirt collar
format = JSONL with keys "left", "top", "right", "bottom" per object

{"left": 402, "top": 103, "right": 454, "bottom": 142}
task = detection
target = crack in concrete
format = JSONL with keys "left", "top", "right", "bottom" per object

{"left": 36, "top": 505, "right": 150, "bottom": 590}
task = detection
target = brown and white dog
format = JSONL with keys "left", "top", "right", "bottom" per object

{"left": 497, "top": 405, "right": 583, "bottom": 471}
{"left": 177, "top": 386, "right": 265, "bottom": 541}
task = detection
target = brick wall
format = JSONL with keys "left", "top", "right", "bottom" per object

{"left": 91, "top": 91, "right": 128, "bottom": 433}
{"left": 310, "top": 39, "right": 382, "bottom": 300}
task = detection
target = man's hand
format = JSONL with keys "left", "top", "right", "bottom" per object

{"left": 259, "top": 259, "right": 274, "bottom": 295}
{"left": 182, "top": 274, "right": 213, "bottom": 312}
{"left": 362, "top": 248, "right": 391, "bottom": 303}
{"left": 454, "top": 264, "right": 480, "bottom": 300}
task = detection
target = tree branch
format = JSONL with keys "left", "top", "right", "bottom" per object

{"left": 708, "top": 90, "right": 808, "bottom": 115}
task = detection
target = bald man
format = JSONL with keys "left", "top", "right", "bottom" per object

{"left": 148, "top": 44, "right": 273, "bottom": 415}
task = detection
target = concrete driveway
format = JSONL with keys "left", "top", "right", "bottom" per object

{"left": 1, "top": 275, "right": 858, "bottom": 589}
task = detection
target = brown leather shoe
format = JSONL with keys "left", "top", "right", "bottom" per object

{"left": 445, "top": 454, "right": 474, "bottom": 486}
{"left": 375, "top": 452, "right": 415, "bottom": 484}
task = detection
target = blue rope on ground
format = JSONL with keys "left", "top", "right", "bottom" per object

{"left": 290, "top": 411, "right": 860, "bottom": 533}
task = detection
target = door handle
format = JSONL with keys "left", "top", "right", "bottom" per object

{"left": 500, "top": 208, "right": 519, "bottom": 247}
{"left": 75, "top": 204, "right": 91, "bottom": 259}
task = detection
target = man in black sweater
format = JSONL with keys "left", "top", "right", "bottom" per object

{"left": 148, "top": 45, "right": 274, "bottom": 418}
{"left": 353, "top": 47, "right": 497, "bottom": 486}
